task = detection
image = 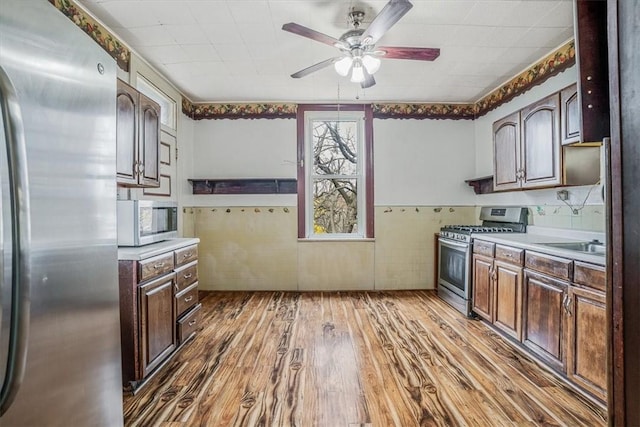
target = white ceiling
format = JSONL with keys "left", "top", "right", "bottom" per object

{"left": 77, "top": 0, "right": 574, "bottom": 103}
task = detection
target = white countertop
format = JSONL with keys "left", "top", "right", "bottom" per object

{"left": 472, "top": 227, "right": 606, "bottom": 266}
{"left": 118, "top": 238, "right": 200, "bottom": 261}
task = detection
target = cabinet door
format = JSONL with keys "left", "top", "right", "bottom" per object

{"left": 522, "top": 270, "right": 567, "bottom": 371}
{"left": 567, "top": 286, "right": 607, "bottom": 401}
{"left": 139, "top": 274, "right": 176, "bottom": 377}
{"left": 138, "top": 93, "right": 161, "bottom": 187}
{"left": 493, "top": 111, "right": 521, "bottom": 191}
{"left": 520, "top": 93, "right": 561, "bottom": 188}
{"left": 493, "top": 261, "right": 523, "bottom": 341}
{"left": 116, "top": 80, "right": 138, "bottom": 185}
{"left": 560, "top": 84, "right": 580, "bottom": 145}
{"left": 472, "top": 254, "right": 494, "bottom": 321}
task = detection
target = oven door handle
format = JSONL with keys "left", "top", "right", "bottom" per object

{"left": 438, "top": 237, "right": 470, "bottom": 250}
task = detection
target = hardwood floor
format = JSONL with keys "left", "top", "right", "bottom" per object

{"left": 123, "top": 291, "right": 606, "bottom": 426}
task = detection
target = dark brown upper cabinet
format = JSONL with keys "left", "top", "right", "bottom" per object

{"left": 571, "top": 0, "right": 610, "bottom": 144}
{"left": 560, "top": 84, "right": 581, "bottom": 145}
{"left": 116, "top": 79, "right": 161, "bottom": 188}
{"left": 493, "top": 94, "right": 561, "bottom": 191}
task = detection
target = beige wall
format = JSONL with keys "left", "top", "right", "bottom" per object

{"left": 183, "top": 205, "right": 476, "bottom": 291}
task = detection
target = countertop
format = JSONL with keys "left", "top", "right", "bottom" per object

{"left": 471, "top": 226, "right": 605, "bottom": 266}
{"left": 118, "top": 237, "right": 200, "bottom": 261}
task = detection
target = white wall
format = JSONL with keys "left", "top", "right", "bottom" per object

{"left": 183, "top": 119, "right": 298, "bottom": 207}
{"left": 186, "top": 115, "right": 478, "bottom": 207}
{"left": 374, "top": 118, "right": 477, "bottom": 206}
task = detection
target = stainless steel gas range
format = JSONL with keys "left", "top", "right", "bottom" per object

{"left": 437, "top": 207, "right": 528, "bottom": 316}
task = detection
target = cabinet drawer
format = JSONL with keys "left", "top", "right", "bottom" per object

{"left": 525, "top": 251, "right": 573, "bottom": 281}
{"left": 175, "top": 245, "right": 198, "bottom": 267}
{"left": 473, "top": 240, "right": 495, "bottom": 257}
{"left": 175, "top": 261, "right": 198, "bottom": 293}
{"left": 139, "top": 252, "right": 175, "bottom": 283}
{"left": 176, "top": 282, "right": 199, "bottom": 317}
{"left": 495, "top": 245, "right": 524, "bottom": 265}
{"left": 178, "top": 303, "right": 201, "bottom": 344}
{"left": 574, "top": 261, "right": 605, "bottom": 292}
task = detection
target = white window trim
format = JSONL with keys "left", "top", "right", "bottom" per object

{"left": 304, "top": 110, "right": 367, "bottom": 239}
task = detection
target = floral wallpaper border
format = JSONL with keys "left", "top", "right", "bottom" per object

{"left": 474, "top": 40, "right": 575, "bottom": 117}
{"left": 372, "top": 103, "right": 476, "bottom": 120}
{"left": 182, "top": 99, "right": 297, "bottom": 120}
{"left": 50, "top": 0, "right": 130, "bottom": 71}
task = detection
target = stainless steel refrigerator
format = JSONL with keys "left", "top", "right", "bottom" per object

{"left": 1, "top": 0, "right": 123, "bottom": 425}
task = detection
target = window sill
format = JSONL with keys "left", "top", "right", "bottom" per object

{"left": 298, "top": 238, "right": 375, "bottom": 243}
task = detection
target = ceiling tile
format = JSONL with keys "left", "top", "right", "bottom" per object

{"left": 79, "top": 0, "right": 575, "bottom": 103}
{"left": 181, "top": 44, "right": 221, "bottom": 62}
{"left": 213, "top": 43, "right": 251, "bottom": 61}
{"left": 96, "top": 1, "right": 160, "bottom": 28}
{"left": 164, "top": 24, "right": 210, "bottom": 44}
{"left": 201, "top": 22, "right": 241, "bottom": 44}
{"left": 146, "top": 1, "right": 197, "bottom": 26}
{"left": 126, "top": 26, "right": 176, "bottom": 47}
{"left": 536, "top": 1, "right": 575, "bottom": 27}
{"left": 227, "top": 1, "right": 271, "bottom": 24}
{"left": 186, "top": 1, "right": 234, "bottom": 24}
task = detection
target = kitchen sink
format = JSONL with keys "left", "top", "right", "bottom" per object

{"left": 538, "top": 240, "right": 606, "bottom": 255}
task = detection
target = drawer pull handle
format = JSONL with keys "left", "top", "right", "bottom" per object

{"left": 184, "top": 295, "right": 193, "bottom": 302}
{"left": 183, "top": 273, "right": 192, "bottom": 279}
{"left": 153, "top": 262, "right": 165, "bottom": 269}
{"left": 183, "top": 252, "right": 192, "bottom": 258}
{"left": 504, "top": 253, "right": 512, "bottom": 257}
{"left": 188, "top": 320, "right": 197, "bottom": 326}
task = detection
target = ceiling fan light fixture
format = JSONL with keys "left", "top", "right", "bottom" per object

{"left": 362, "top": 54, "right": 381, "bottom": 74}
{"left": 334, "top": 56, "right": 353, "bottom": 76}
{"left": 350, "top": 59, "right": 365, "bottom": 83}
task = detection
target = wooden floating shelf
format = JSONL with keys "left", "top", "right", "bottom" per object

{"left": 465, "top": 176, "right": 494, "bottom": 194}
{"left": 188, "top": 179, "right": 297, "bottom": 195}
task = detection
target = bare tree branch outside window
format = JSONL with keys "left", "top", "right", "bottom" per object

{"left": 312, "top": 120, "right": 359, "bottom": 234}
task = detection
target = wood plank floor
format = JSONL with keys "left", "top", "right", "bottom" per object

{"left": 123, "top": 291, "right": 607, "bottom": 427}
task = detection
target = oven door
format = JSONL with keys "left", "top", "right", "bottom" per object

{"left": 438, "top": 237, "right": 471, "bottom": 299}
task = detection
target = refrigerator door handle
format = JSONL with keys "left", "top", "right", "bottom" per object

{"left": 0, "top": 66, "right": 32, "bottom": 416}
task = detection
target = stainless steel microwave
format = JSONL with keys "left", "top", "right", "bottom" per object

{"left": 117, "top": 200, "right": 178, "bottom": 246}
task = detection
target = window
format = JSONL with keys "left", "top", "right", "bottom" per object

{"left": 297, "top": 105, "right": 374, "bottom": 239}
{"left": 136, "top": 74, "right": 177, "bottom": 131}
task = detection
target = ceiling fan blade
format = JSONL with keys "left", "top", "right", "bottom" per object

{"left": 361, "top": 69, "right": 376, "bottom": 89}
{"left": 377, "top": 46, "right": 440, "bottom": 61}
{"left": 361, "top": 0, "right": 413, "bottom": 46}
{"left": 291, "top": 57, "right": 340, "bottom": 79}
{"left": 282, "top": 23, "right": 346, "bottom": 48}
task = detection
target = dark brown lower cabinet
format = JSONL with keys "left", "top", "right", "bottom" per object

{"left": 493, "top": 261, "right": 523, "bottom": 341}
{"left": 472, "top": 254, "right": 494, "bottom": 321}
{"left": 522, "top": 269, "right": 567, "bottom": 372}
{"left": 139, "top": 274, "right": 176, "bottom": 377}
{"left": 566, "top": 285, "right": 607, "bottom": 402}
{"left": 119, "top": 241, "right": 200, "bottom": 391}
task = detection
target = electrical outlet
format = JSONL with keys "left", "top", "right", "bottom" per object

{"left": 557, "top": 190, "right": 569, "bottom": 201}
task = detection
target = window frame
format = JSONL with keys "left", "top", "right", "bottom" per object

{"left": 296, "top": 104, "right": 374, "bottom": 239}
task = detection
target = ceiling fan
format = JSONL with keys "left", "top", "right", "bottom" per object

{"left": 282, "top": 0, "right": 440, "bottom": 89}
